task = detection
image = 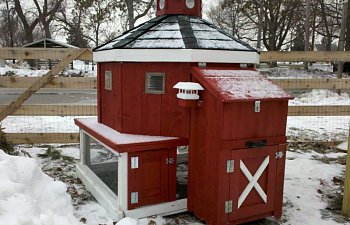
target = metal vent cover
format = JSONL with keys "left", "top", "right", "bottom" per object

{"left": 145, "top": 73, "right": 165, "bottom": 94}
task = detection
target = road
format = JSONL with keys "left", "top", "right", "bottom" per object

{"left": 0, "top": 89, "right": 97, "bottom": 105}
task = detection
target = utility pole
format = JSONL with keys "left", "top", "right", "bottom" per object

{"left": 337, "top": 0, "right": 348, "bottom": 78}
{"left": 304, "top": 0, "right": 311, "bottom": 70}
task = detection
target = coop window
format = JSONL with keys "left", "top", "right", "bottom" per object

{"left": 105, "top": 71, "right": 112, "bottom": 90}
{"left": 145, "top": 73, "right": 165, "bottom": 94}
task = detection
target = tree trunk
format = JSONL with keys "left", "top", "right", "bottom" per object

{"left": 304, "top": 0, "right": 311, "bottom": 70}
{"left": 126, "top": 0, "right": 135, "bottom": 29}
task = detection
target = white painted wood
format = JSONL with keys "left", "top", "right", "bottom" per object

{"left": 80, "top": 130, "right": 90, "bottom": 165}
{"left": 118, "top": 152, "right": 129, "bottom": 212}
{"left": 76, "top": 164, "right": 121, "bottom": 220}
{"left": 94, "top": 49, "right": 259, "bottom": 64}
{"left": 238, "top": 156, "right": 269, "bottom": 208}
{"left": 124, "top": 199, "right": 188, "bottom": 219}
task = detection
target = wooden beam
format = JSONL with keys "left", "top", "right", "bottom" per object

{"left": 0, "top": 49, "right": 88, "bottom": 122}
{"left": 0, "top": 105, "right": 97, "bottom": 116}
{"left": 0, "top": 48, "right": 92, "bottom": 60}
{"left": 0, "top": 77, "right": 97, "bottom": 89}
{"left": 288, "top": 105, "right": 350, "bottom": 116}
{"left": 261, "top": 51, "right": 350, "bottom": 62}
{"left": 0, "top": 105, "right": 348, "bottom": 117}
{"left": 343, "top": 127, "right": 350, "bottom": 216}
{"left": 270, "top": 78, "right": 350, "bottom": 90}
{"left": 5, "top": 133, "right": 79, "bottom": 144}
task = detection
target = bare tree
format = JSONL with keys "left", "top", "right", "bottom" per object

{"left": 13, "top": 0, "right": 65, "bottom": 43}
{"left": 118, "top": 0, "right": 155, "bottom": 30}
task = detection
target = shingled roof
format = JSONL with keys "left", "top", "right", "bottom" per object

{"left": 94, "top": 15, "right": 257, "bottom": 52}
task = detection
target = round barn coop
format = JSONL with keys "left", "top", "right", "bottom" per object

{"left": 74, "top": 0, "right": 293, "bottom": 224}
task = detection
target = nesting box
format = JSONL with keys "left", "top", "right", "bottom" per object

{"left": 187, "top": 68, "right": 293, "bottom": 225}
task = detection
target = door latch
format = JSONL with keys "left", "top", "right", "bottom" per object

{"left": 275, "top": 151, "right": 284, "bottom": 159}
{"left": 131, "top": 157, "right": 139, "bottom": 169}
{"left": 225, "top": 200, "right": 233, "bottom": 214}
{"left": 227, "top": 160, "right": 234, "bottom": 173}
{"left": 166, "top": 158, "right": 175, "bottom": 165}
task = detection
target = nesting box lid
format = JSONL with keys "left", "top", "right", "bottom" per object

{"left": 191, "top": 67, "right": 293, "bottom": 102}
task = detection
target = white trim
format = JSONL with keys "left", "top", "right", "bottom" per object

{"left": 118, "top": 152, "right": 129, "bottom": 212}
{"left": 76, "top": 164, "right": 122, "bottom": 221}
{"left": 124, "top": 199, "right": 188, "bottom": 219}
{"left": 238, "top": 156, "right": 269, "bottom": 208}
{"left": 94, "top": 49, "right": 260, "bottom": 64}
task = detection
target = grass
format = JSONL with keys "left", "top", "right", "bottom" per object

{"left": 37, "top": 146, "right": 75, "bottom": 162}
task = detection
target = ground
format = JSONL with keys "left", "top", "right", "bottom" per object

{"left": 0, "top": 141, "right": 349, "bottom": 225}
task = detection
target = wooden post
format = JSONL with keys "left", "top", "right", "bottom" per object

{"left": 343, "top": 126, "right": 350, "bottom": 216}
{"left": 0, "top": 48, "right": 88, "bottom": 122}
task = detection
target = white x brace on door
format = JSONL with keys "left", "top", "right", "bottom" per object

{"left": 238, "top": 156, "right": 270, "bottom": 208}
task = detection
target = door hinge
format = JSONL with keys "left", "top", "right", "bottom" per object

{"left": 166, "top": 157, "right": 175, "bottom": 165}
{"left": 131, "top": 157, "right": 139, "bottom": 169}
{"left": 225, "top": 200, "right": 233, "bottom": 214}
{"left": 227, "top": 160, "right": 234, "bottom": 173}
{"left": 131, "top": 192, "right": 138, "bottom": 204}
{"left": 275, "top": 151, "right": 284, "bottom": 159}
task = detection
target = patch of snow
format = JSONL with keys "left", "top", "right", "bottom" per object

{"left": 200, "top": 69, "right": 292, "bottom": 100}
{"left": 2, "top": 116, "right": 84, "bottom": 133}
{"left": 0, "top": 150, "right": 80, "bottom": 225}
{"left": 336, "top": 141, "right": 348, "bottom": 151}
{"left": 193, "top": 30, "right": 232, "bottom": 40}
{"left": 290, "top": 89, "right": 350, "bottom": 106}
{"left": 287, "top": 116, "right": 350, "bottom": 141}
{"left": 141, "top": 30, "right": 183, "bottom": 39}
{"left": 197, "top": 39, "right": 250, "bottom": 50}
{"left": 117, "top": 217, "right": 139, "bottom": 225}
{"left": 74, "top": 201, "right": 114, "bottom": 225}
{"left": 283, "top": 151, "right": 346, "bottom": 225}
{"left": 76, "top": 117, "right": 181, "bottom": 146}
{"left": 126, "top": 39, "right": 185, "bottom": 48}
{"left": 151, "top": 23, "right": 181, "bottom": 31}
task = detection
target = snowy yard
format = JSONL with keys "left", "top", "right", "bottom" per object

{"left": 0, "top": 142, "right": 349, "bottom": 225}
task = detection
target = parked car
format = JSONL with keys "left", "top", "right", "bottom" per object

{"left": 333, "top": 62, "right": 350, "bottom": 73}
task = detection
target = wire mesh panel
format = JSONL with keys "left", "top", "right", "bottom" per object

{"left": 87, "top": 136, "right": 119, "bottom": 195}
{"left": 0, "top": 52, "right": 96, "bottom": 143}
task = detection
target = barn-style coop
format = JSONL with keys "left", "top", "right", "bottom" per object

{"left": 75, "top": 0, "right": 293, "bottom": 224}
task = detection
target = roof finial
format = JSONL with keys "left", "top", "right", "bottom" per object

{"left": 156, "top": 0, "right": 202, "bottom": 17}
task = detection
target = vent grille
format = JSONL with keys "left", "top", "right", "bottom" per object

{"left": 145, "top": 73, "right": 165, "bottom": 94}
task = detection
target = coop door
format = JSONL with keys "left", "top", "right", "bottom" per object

{"left": 228, "top": 146, "right": 278, "bottom": 221}
{"left": 128, "top": 148, "right": 176, "bottom": 209}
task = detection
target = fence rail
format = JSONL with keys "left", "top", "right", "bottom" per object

{"left": 1, "top": 49, "right": 350, "bottom": 144}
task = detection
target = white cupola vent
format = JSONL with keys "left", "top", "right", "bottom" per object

{"left": 173, "top": 82, "right": 204, "bottom": 100}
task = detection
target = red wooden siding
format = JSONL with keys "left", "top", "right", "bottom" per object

{"left": 99, "top": 62, "right": 191, "bottom": 138}
{"left": 222, "top": 101, "right": 289, "bottom": 141}
{"left": 99, "top": 63, "right": 122, "bottom": 130}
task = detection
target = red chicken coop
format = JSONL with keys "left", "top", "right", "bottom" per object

{"left": 74, "top": 0, "right": 293, "bottom": 224}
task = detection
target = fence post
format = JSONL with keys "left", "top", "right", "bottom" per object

{"left": 343, "top": 125, "right": 350, "bottom": 216}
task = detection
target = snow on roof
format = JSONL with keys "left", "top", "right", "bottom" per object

{"left": 95, "top": 15, "right": 256, "bottom": 52}
{"left": 75, "top": 118, "right": 185, "bottom": 152}
{"left": 23, "top": 38, "right": 78, "bottom": 48}
{"left": 193, "top": 68, "right": 293, "bottom": 102}
{"left": 173, "top": 82, "right": 204, "bottom": 90}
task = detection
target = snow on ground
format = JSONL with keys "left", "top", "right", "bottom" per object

{"left": 0, "top": 150, "right": 80, "bottom": 225}
{"left": 0, "top": 60, "right": 96, "bottom": 77}
{"left": 290, "top": 89, "right": 350, "bottom": 106}
{"left": 283, "top": 150, "right": 347, "bottom": 225}
{"left": 1, "top": 144, "right": 349, "bottom": 225}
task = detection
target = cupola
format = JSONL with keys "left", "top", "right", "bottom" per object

{"left": 156, "top": 0, "right": 202, "bottom": 17}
